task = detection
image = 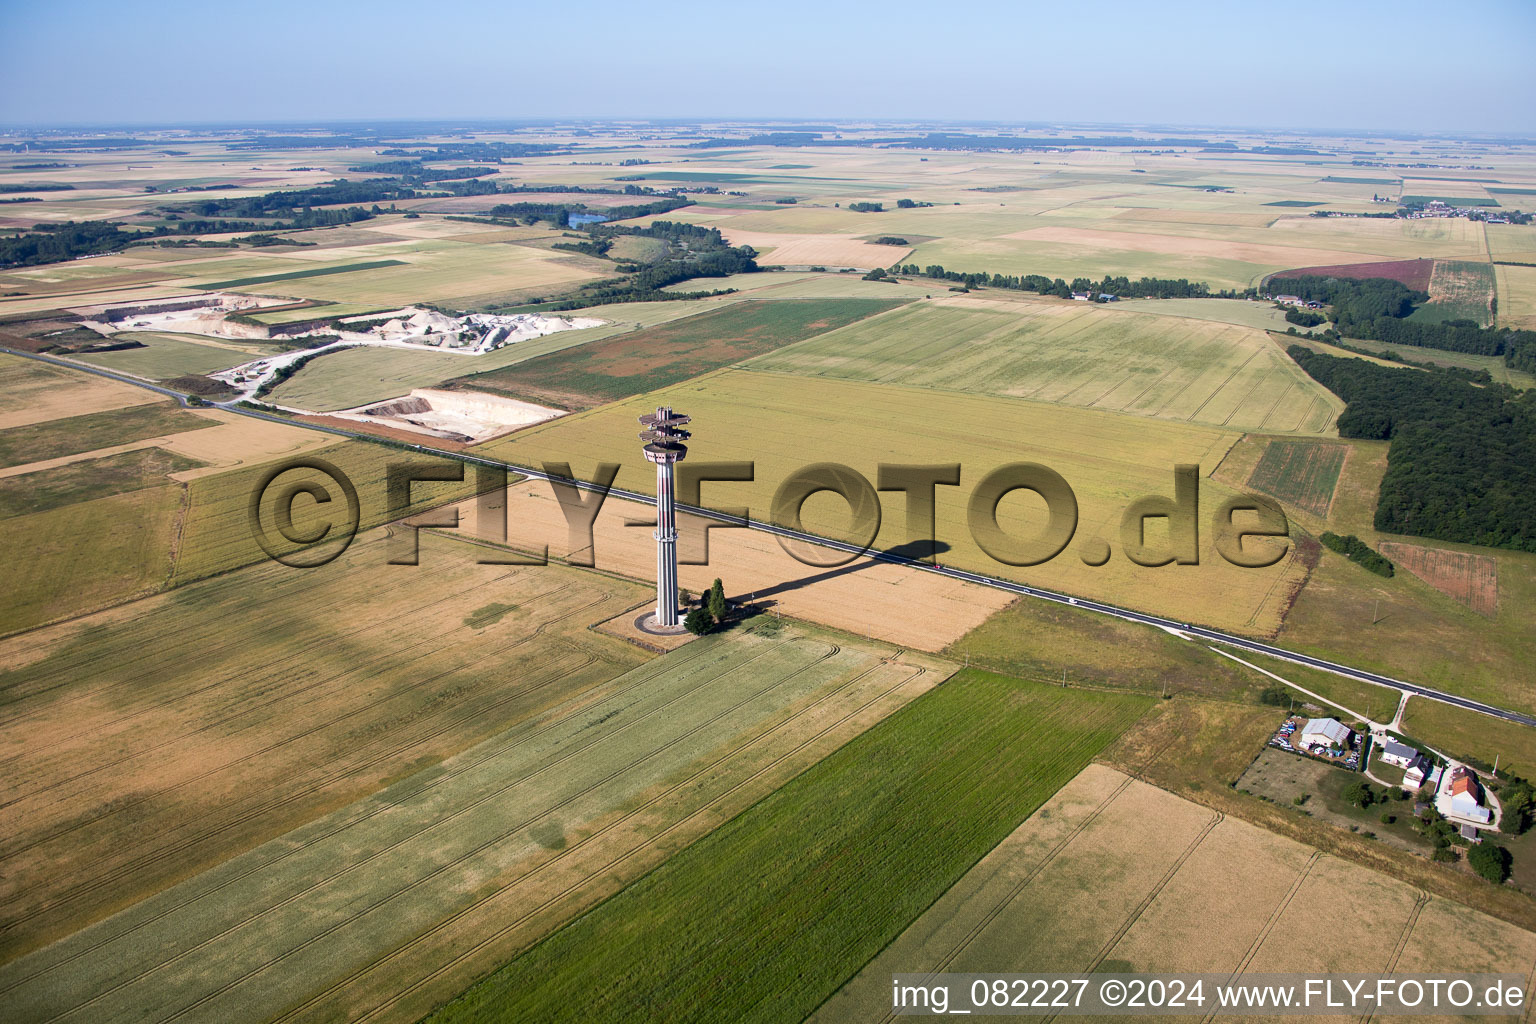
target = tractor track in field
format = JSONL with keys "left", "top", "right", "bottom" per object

{"left": 311, "top": 657, "right": 932, "bottom": 1024}
{"left": 29, "top": 638, "right": 849, "bottom": 1024}
{"left": 0, "top": 635, "right": 750, "bottom": 995}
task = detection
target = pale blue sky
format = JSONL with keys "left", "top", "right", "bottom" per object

{"left": 1, "top": 0, "right": 1532, "bottom": 133}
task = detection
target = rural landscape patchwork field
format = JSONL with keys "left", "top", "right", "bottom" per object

{"left": 3, "top": 6, "right": 1536, "bottom": 1018}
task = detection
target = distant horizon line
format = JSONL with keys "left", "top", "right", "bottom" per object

{"left": 0, "top": 117, "right": 1533, "bottom": 143}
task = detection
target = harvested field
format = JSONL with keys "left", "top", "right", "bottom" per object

{"left": 484, "top": 370, "right": 1313, "bottom": 635}
{"left": 458, "top": 297, "right": 905, "bottom": 411}
{"left": 815, "top": 764, "right": 1536, "bottom": 1022}
{"left": 1268, "top": 257, "right": 1435, "bottom": 291}
{"left": 719, "top": 229, "right": 913, "bottom": 268}
{"left": 0, "top": 618, "right": 945, "bottom": 1023}
{"left": 149, "top": 409, "right": 333, "bottom": 478}
{"left": 0, "top": 531, "right": 652, "bottom": 960}
{"left": 0, "top": 401, "right": 214, "bottom": 470}
{"left": 745, "top": 299, "right": 1341, "bottom": 434}
{"left": 1378, "top": 541, "right": 1499, "bottom": 617}
{"left": 425, "top": 671, "right": 1148, "bottom": 1024}
{"left": 1495, "top": 262, "right": 1536, "bottom": 330}
{"left": 1409, "top": 259, "right": 1497, "bottom": 326}
{"left": 444, "top": 479, "right": 1011, "bottom": 651}
{"left": 0, "top": 352, "right": 162, "bottom": 429}
{"left": 1246, "top": 438, "right": 1347, "bottom": 516}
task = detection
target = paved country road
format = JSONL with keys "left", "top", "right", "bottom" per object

{"left": 9, "top": 344, "right": 1534, "bottom": 730}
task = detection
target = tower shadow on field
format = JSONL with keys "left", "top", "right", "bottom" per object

{"left": 734, "top": 540, "right": 951, "bottom": 605}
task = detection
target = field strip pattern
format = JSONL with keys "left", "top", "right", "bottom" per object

{"left": 0, "top": 629, "right": 933, "bottom": 1024}
{"left": 743, "top": 301, "right": 1340, "bottom": 435}
{"left": 292, "top": 645, "right": 934, "bottom": 1024}
{"left": 0, "top": 548, "right": 649, "bottom": 955}
{"left": 1246, "top": 439, "right": 1347, "bottom": 518}
{"left": 817, "top": 766, "right": 1536, "bottom": 1023}
{"left": 1377, "top": 541, "right": 1499, "bottom": 617}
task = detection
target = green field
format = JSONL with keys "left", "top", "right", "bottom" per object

{"left": 1334, "top": 334, "right": 1536, "bottom": 389}
{"left": 0, "top": 618, "right": 944, "bottom": 1021}
{"left": 171, "top": 239, "right": 604, "bottom": 308}
{"left": 72, "top": 332, "right": 274, "bottom": 379}
{"left": 244, "top": 302, "right": 389, "bottom": 325}
{"left": 745, "top": 299, "right": 1341, "bottom": 434}
{"left": 1247, "top": 438, "right": 1347, "bottom": 516}
{"left": 2, "top": 483, "right": 184, "bottom": 635}
{"left": 460, "top": 297, "right": 906, "bottom": 411}
{"left": 196, "top": 259, "right": 408, "bottom": 290}
{"left": 0, "top": 447, "right": 200, "bottom": 517}
{"left": 0, "top": 401, "right": 213, "bottom": 469}
{"left": 171, "top": 438, "right": 479, "bottom": 584}
{"left": 1112, "top": 296, "right": 1320, "bottom": 333}
{"left": 425, "top": 669, "right": 1148, "bottom": 1024}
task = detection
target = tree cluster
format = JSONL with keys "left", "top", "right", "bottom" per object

{"left": 1275, "top": 273, "right": 1536, "bottom": 372}
{"left": 347, "top": 161, "right": 497, "bottom": 182}
{"left": 1319, "top": 532, "right": 1394, "bottom": 577}
{"left": 892, "top": 264, "right": 1237, "bottom": 299}
{"left": 170, "top": 179, "right": 417, "bottom": 219}
{"left": 1284, "top": 307, "right": 1327, "bottom": 327}
{"left": 1290, "top": 347, "right": 1536, "bottom": 552}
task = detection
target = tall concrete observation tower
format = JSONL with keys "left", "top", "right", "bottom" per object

{"left": 638, "top": 406, "right": 691, "bottom": 629}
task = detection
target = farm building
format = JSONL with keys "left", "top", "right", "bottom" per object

{"left": 1404, "top": 756, "right": 1436, "bottom": 789}
{"left": 1299, "top": 717, "right": 1352, "bottom": 750}
{"left": 1448, "top": 767, "right": 1492, "bottom": 824}
{"left": 1378, "top": 740, "right": 1421, "bottom": 769}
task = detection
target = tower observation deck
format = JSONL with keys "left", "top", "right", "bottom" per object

{"left": 638, "top": 406, "right": 691, "bottom": 629}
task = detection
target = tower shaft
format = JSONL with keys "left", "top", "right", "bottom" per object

{"left": 654, "top": 457, "right": 679, "bottom": 626}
